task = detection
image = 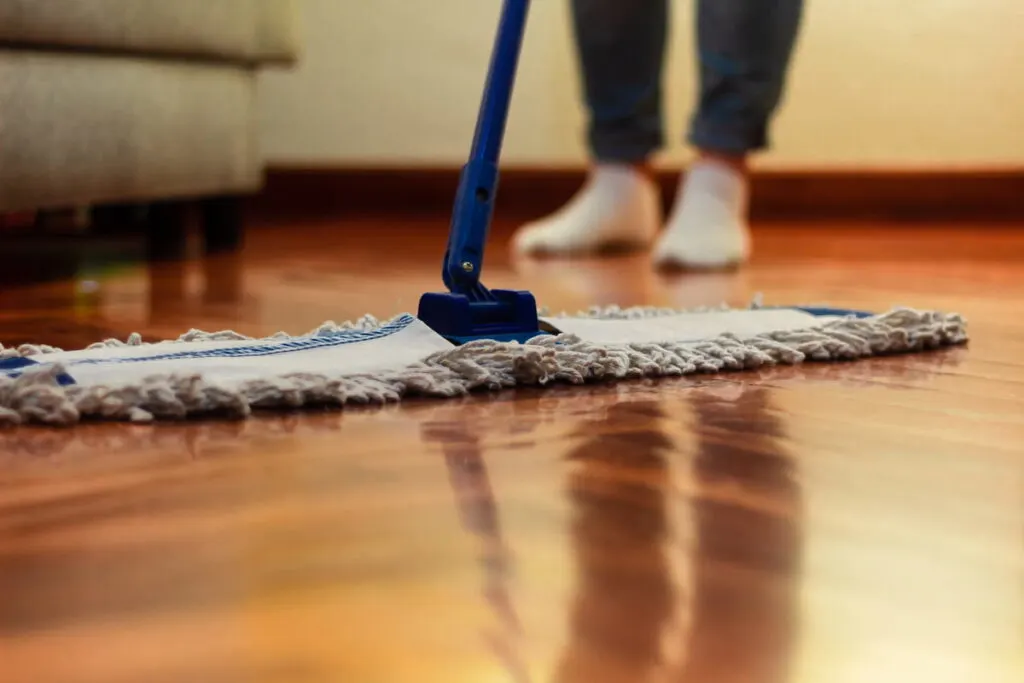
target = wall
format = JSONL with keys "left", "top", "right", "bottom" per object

{"left": 258, "top": 0, "right": 1024, "bottom": 170}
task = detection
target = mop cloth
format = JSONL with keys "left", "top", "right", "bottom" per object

{"left": 0, "top": 301, "right": 967, "bottom": 427}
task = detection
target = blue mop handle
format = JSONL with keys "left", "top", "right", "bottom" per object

{"left": 443, "top": 0, "right": 531, "bottom": 295}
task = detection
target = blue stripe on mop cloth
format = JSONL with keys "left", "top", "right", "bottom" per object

{"left": 754, "top": 305, "right": 874, "bottom": 318}
{"left": 0, "top": 315, "right": 417, "bottom": 384}
{"left": 792, "top": 306, "right": 874, "bottom": 318}
{"left": 61, "top": 314, "right": 417, "bottom": 368}
{"left": 0, "top": 357, "right": 77, "bottom": 385}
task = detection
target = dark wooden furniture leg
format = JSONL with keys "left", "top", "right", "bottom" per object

{"left": 200, "top": 195, "right": 245, "bottom": 255}
{"left": 145, "top": 200, "right": 190, "bottom": 262}
{"left": 90, "top": 203, "right": 146, "bottom": 236}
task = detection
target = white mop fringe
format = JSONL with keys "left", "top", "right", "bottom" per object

{"left": 0, "top": 304, "right": 967, "bottom": 427}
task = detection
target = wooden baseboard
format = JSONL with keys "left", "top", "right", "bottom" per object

{"left": 249, "top": 166, "right": 1024, "bottom": 223}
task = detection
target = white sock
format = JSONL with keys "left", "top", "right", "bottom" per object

{"left": 652, "top": 159, "right": 751, "bottom": 270}
{"left": 511, "top": 164, "right": 661, "bottom": 255}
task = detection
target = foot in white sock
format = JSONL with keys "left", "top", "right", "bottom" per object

{"left": 653, "top": 159, "right": 751, "bottom": 270}
{"left": 512, "top": 164, "right": 661, "bottom": 256}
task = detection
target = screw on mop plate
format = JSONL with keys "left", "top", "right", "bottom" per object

{"left": 417, "top": 0, "right": 548, "bottom": 345}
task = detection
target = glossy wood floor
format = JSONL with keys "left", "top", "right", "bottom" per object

{"left": 1, "top": 218, "right": 1022, "bottom": 683}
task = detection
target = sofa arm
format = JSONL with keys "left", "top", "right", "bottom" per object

{"left": 253, "top": 0, "right": 301, "bottom": 64}
{"left": 0, "top": 0, "right": 300, "bottom": 65}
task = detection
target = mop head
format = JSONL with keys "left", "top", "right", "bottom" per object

{"left": 0, "top": 299, "right": 967, "bottom": 427}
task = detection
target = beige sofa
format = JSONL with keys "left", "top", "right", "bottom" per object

{"left": 0, "top": 0, "right": 299, "bottom": 250}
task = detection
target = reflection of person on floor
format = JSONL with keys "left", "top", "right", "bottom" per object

{"left": 512, "top": 0, "right": 803, "bottom": 270}
{"left": 677, "top": 385, "right": 802, "bottom": 683}
{"left": 554, "top": 387, "right": 801, "bottom": 683}
{"left": 556, "top": 401, "right": 681, "bottom": 683}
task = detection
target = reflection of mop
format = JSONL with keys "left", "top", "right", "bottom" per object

{"left": 422, "top": 416, "right": 532, "bottom": 683}
{"left": 0, "top": 0, "right": 967, "bottom": 427}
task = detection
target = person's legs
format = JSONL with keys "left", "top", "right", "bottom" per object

{"left": 513, "top": 0, "right": 668, "bottom": 255}
{"left": 654, "top": 0, "right": 803, "bottom": 269}
{"left": 575, "top": 0, "right": 669, "bottom": 163}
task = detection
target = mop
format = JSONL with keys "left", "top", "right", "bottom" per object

{"left": 0, "top": 0, "right": 967, "bottom": 427}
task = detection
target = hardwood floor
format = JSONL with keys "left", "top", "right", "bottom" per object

{"left": 1, "top": 219, "right": 1022, "bottom": 683}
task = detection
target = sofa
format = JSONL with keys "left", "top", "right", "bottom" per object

{"left": 0, "top": 0, "right": 299, "bottom": 253}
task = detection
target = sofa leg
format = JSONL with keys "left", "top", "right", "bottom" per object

{"left": 91, "top": 203, "right": 146, "bottom": 236}
{"left": 200, "top": 195, "right": 245, "bottom": 255}
{"left": 145, "top": 200, "right": 190, "bottom": 262}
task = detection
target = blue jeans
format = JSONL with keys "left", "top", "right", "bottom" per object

{"left": 571, "top": 0, "right": 804, "bottom": 161}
